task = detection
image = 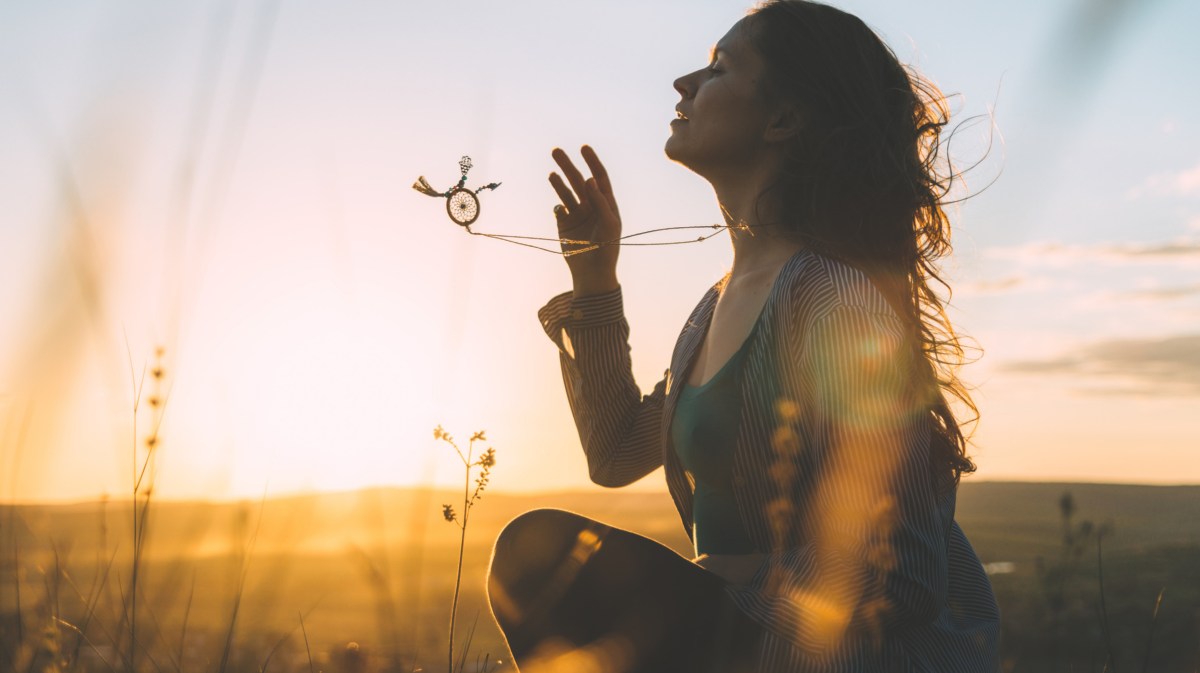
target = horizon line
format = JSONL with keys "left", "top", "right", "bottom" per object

{"left": 6, "top": 477, "right": 1200, "bottom": 507}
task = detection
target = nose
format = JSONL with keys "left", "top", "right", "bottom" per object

{"left": 673, "top": 71, "right": 695, "bottom": 99}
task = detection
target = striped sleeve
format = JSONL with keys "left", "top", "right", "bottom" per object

{"left": 731, "top": 303, "right": 948, "bottom": 655}
{"left": 538, "top": 287, "right": 667, "bottom": 487}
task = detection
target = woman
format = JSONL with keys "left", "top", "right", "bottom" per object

{"left": 487, "top": 2, "right": 1001, "bottom": 671}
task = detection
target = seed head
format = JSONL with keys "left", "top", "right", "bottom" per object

{"left": 477, "top": 448, "right": 496, "bottom": 469}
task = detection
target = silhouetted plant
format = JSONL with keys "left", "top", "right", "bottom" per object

{"left": 1028, "top": 490, "right": 1115, "bottom": 669}
{"left": 435, "top": 425, "right": 497, "bottom": 673}
{"left": 127, "top": 346, "right": 168, "bottom": 670}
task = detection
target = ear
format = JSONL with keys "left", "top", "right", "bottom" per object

{"left": 763, "top": 105, "right": 803, "bottom": 144}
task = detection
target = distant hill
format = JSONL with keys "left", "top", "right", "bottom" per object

{"left": 5, "top": 481, "right": 1199, "bottom": 567}
{"left": 953, "top": 481, "right": 1200, "bottom": 564}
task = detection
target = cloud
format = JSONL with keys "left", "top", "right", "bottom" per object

{"left": 958, "top": 276, "right": 1025, "bottom": 296}
{"left": 956, "top": 274, "right": 1067, "bottom": 298}
{"left": 1002, "top": 334, "right": 1200, "bottom": 395}
{"left": 987, "top": 240, "right": 1200, "bottom": 265}
{"left": 1113, "top": 241, "right": 1200, "bottom": 258}
{"left": 1127, "top": 161, "right": 1200, "bottom": 200}
{"left": 1119, "top": 284, "right": 1200, "bottom": 301}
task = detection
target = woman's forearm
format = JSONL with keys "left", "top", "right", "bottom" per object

{"left": 572, "top": 273, "right": 620, "bottom": 298}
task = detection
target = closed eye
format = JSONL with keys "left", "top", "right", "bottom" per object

{"left": 706, "top": 45, "right": 727, "bottom": 74}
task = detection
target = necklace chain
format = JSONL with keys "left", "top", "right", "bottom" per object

{"left": 464, "top": 221, "right": 766, "bottom": 256}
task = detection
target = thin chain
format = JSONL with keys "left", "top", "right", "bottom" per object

{"left": 462, "top": 221, "right": 763, "bottom": 256}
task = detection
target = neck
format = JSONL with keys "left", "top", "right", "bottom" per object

{"left": 708, "top": 160, "right": 804, "bottom": 285}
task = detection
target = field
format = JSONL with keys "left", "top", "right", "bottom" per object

{"left": 2, "top": 481, "right": 1198, "bottom": 672}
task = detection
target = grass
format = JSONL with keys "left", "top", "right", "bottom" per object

{"left": 2, "top": 483, "right": 1198, "bottom": 672}
{"left": 0, "top": 415, "right": 510, "bottom": 672}
{"left": 985, "top": 489, "right": 1200, "bottom": 673}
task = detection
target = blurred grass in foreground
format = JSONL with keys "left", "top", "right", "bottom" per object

{"left": 1, "top": 482, "right": 1198, "bottom": 672}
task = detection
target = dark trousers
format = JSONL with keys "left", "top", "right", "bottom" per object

{"left": 487, "top": 508, "right": 764, "bottom": 673}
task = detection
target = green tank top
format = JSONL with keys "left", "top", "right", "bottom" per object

{"left": 671, "top": 329, "right": 757, "bottom": 555}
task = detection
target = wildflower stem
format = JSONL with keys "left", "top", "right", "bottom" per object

{"left": 449, "top": 438, "right": 472, "bottom": 673}
{"left": 130, "top": 371, "right": 141, "bottom": 671}
{"left": 439, "top": 427, "right": 495, "bottom": 673}
{"left": 1142, "top": 587, "right": 1165, "bottom": 673}
{"left": 1097, "top": 531, "right": 1116, "bottom": 672}
{"left": 300, "top": 611, "right": 315, "bottom": 673}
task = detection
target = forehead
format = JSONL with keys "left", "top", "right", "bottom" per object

{"left": 711, "top": 17, "right": 754, "bottom": 60}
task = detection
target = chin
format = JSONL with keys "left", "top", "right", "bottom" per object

{"left": 663, "top": 134, "right": 693, "bottom": 167}
{"left": 664, "top": 145, "right": 710, "bottom": 180}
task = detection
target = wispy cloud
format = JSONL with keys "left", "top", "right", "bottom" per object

{"left": 957, "top": 275, "right": 1026, "bottom": 296}
{"left": 1002, "top": 334, "right": 1200, "bottom": 395}
{"left": 1127, "top": 161, "right": 1200, "bottom": 200}
{"left": 1118, "top": 284, "right": 1200, "bottom": 301}
{"left": 987, "top": 240, "right": 1200, "bottom": 264}
{"left": 1113, "top": 241, "right": 1200, "bottom": 258}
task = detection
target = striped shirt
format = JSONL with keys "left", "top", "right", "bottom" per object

{"left": 538, "top": 249, "right": 1001, "bottom": 672}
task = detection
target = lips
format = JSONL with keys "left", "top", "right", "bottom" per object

{"left": 675, "top": 108, "right": 689, "bottom": 121}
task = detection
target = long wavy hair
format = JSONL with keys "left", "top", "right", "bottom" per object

{"left": 745, "top": 0, "right": 979, "bottom": 484}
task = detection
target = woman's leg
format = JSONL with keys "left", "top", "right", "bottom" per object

{"left": 487, "top": 508, "right": 762, "bottom": 673}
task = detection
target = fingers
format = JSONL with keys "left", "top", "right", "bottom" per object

{"left": 549, "top": 147, "right": 620, "bottom": 252}
{"left": 580, "top": 145, "right": 616, "bottom": 210}
{"left": 548, "top": 172, "right": 578, "bottom": 212}
{"left": 552, "top": 148, "right": 590, "bottom": 207}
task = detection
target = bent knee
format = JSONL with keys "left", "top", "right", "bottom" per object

{"left": 497, "top": 508, "right": 587, "bottom": 540}
{"left": 487, "top": 509, "right": 593, "bottom": 623}
{"left": 490, "top": 509, "right": 589, "bottom": 572}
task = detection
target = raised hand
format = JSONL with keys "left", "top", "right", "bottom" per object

{"left": 549, "top": 145, "right": 622, "bottom": 297}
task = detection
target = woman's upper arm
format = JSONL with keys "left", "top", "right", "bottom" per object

{"left": 799, "top": 305, "right": 946, "bottom": 620}
{"left": 728, "top": 297, "right": 948, "bottom": 652}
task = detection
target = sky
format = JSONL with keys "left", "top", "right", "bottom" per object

{"left": 0, "top": 0, "right": 1197, "bottom": 502}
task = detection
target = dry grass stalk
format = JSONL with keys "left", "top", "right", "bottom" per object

{"left": 434, "top": 426, "right": 497, "bottom": 673}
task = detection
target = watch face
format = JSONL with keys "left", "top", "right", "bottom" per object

{"left": 447, "top": 187, "right": 480, "bottom": 226}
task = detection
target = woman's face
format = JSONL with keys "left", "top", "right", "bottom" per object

{"left": 665, "top": 18, "right": 776, "bottom": 178}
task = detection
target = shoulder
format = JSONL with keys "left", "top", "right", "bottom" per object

{"left": 775, "top": 255, "right": 914, "bottom": 390}
{"left": 775, "top": 249, "right": 899, "bottom": 325}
